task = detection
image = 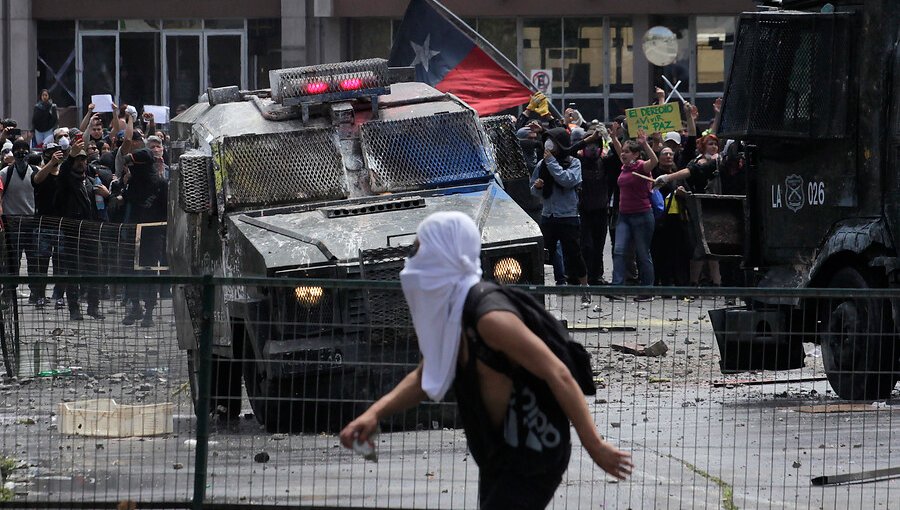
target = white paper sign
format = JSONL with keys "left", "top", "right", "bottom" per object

{"left": 529, "top": 69, "right": 553, "bottom": 95}
{"left": 143, "top": 105, "right": 170, "bottom": 124}
{"left": 91, "top": 94, "right": 114, "bottom": 113}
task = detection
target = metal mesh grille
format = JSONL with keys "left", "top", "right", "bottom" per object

{"left": 269, "top": 59, "right": 390, "bottom": 103}
{"left": 360, "top": 110, "right": 492, "bottom": 193}
{"left": 358, "top": 246, "right": 412, "bottom": 343}
{"left": 481, "top": 115, "right": 529, "bottom": 180}
{"left": 720, "top": 13, "right": 850, "bottom": 138}
{"left": 218, "top": 129, "right": 347, "bottom": 208}
{"left": 179, "top": 151, "right": 212, "bottom": 214}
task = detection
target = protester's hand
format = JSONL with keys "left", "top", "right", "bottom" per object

{"left": 654, "top": 175, "right": 668, "bottom": 188}
{"left": 689, "top": 102, "right": 699, "bottom": 121}
{"left": 611, "top": 121, "right": 621, "bottom": 134}
{"left": 111, "top": 102, "right": 118, "bottom": 112}
{"left": 143, "top": 112, "right": 154, "bottom": 121}
{"left": 533, "top": 178, "right": 544, "bottom": 189}
{"left": 51, "top": 151, "right": 63, "bottom": 163}
{"left": 88, "top": 103, "right": 95, "bottom": 112}
{"left": 339, "top": 410, "right": 379, "bottom": 449}
{"left": 588, "top": 440, "right": 634, "bottom": 481}
{"left": 675, "top": 185, "right": 689, "bottom": 198}
{"left": 527, "top": 120, "right": 542, "bottom": 133}
{"left": 71, "top": 137, "right": 84, "bottom": 153}
{"left": 543, "top": 148, "right": 554, "bottom": 161}
{"left": 655, "top": 86, "right": 665, "bottom": 99}
{"left": 713, "top": 97, "right": 723, "bottom": 113}
{"left": 585, "top": 131, "right": 601, "bottom": 143}
{"left": 636, "top": 128, "right": 648, "bottom": 145}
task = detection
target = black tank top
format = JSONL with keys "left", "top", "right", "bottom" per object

{"left": 453, "top": 285, "right": 571, "bottom": 477}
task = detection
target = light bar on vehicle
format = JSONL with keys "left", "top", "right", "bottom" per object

{"left": 270, "top": 58, "right": 391, "bottom": 105}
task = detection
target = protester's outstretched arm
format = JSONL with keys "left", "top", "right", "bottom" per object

{"left": 710, "top": 97, "right": 722, "bottom": 134}
{"left": 655, "top": 86, "right": 666, "bottom": 106}
{"left": 685, "top": 102, "right": 698, "bottom": 137}
{"left": 477, "top": 312, "right": 634, "bottom": 480}
{"left": 79, "top": 104, "right": 95, "bottom": 132}
{"left": 637, "top": 129, "right": 658, "bottom": 174}
{"left": 340, "top": 362, "right": 426, "bottom": 447}
{"left": 121, "top": 114, "right": 134, "bottom": 156}
{"left": 33, "top": 150, "right": 63, "bottom": 185}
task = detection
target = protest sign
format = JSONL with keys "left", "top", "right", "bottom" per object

{"left": 91, "top": 94, "right": 114, "bottom": 113}
{"left": 143, "top": 105, "right": 170, "bottom": 124}
{"left": 625, "top": 102, "right": 682, "bottom": 137}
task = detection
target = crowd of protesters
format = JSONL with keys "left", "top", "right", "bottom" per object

{"left": 0, "top": 90, "right": 175, "bottom": 325}
{"left": 516, "top": 90, "right": 746, "bottom": 306}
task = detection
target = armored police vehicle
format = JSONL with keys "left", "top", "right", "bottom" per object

{"left": 707, "top": 0, "right": 900, "bottom": 400}
{"left": 167, "top": 58, "right": 542, "bottom": 431}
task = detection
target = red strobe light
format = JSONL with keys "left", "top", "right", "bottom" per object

{"left": 339, "top": 78, "right": 364, "bottom": 91}
{"left": 305, "top": 82, "right": 329, "bottom": 94}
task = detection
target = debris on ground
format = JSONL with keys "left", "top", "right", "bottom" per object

{"left": 610, "top": 340, "right": 668, "bottom": 357}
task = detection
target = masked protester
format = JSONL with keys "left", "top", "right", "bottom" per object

{"left": 0, "top": 140, "right": 45, "bottom": 302}
{"left": 529, "top": 128, "right": 592, "bottom": 305}
{"left": 340, "top": 212, "right": 632, "bottom": 509}
{"left": 54, "top": 144, "right": 104, "bottom": 320}
{"left": 31, "top": 144, "right": 65, "bottom": 308}
{"left": 120, "top": 148, "right": 168, "bottom": 327}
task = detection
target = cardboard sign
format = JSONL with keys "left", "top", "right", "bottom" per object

{"left": 91, "top": 94, "right": 114, "bottom": 113}
{"left": 625, "top": 102, "right": 683, "bottom": 136}
{"left": 530, "top": 69, "right": 553, "bottom": 95}
{"left": 143, "top": 105, "right": 170, "bottom": 124}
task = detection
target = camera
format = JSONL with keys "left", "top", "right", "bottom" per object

{"left": 7, "top": 128, "right": 21, "bottom": 138}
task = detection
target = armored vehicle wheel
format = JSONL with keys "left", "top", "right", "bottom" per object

{"left": 821, "top": 267, "right": 899, "bottom": 401}
{"left": 187, "top": 349, "right": 243, "bottom": 421}
{"left": 242, "top": 342, "right": 357, "bottom": 433}
{"left": 0, "top": 287, "right": 20, "bottom": 378}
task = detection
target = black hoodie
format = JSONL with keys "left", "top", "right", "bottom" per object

{"left": 123, "top": 148, "right": 168, "bottom": 223}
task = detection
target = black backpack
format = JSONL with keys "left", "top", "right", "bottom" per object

{"left": 463, "top": 281, "right": 596, "bottom": 396}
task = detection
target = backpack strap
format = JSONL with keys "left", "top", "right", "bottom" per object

{"left": 462, "top": 281, "right": 515, "bottom": 376}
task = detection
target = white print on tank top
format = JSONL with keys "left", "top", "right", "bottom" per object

{"left": 504, "top": 386, "right": 561, "bottom": 451}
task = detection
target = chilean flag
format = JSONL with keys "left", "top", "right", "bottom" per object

{"left": 389, "top": 0, "right": 534, "bottom": 116}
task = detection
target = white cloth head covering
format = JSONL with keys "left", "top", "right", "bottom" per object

{"left": 400, "top": 211, "right": 482, "bottom": 401}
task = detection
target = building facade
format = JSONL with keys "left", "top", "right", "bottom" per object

{"left": 0, "top": 0, "right": 754, "bottom": 129}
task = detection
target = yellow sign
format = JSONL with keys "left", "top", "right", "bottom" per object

{"left": 625, "top": 102, "right": 683, "bottom": 135}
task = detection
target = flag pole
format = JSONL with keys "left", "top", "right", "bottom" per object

{"left": 423, "top": 0, "right": 564, "bottom": 120}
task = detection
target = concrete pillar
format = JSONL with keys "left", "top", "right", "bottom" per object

{"left": 281, "top": 0, "right": 309, "bottom": 68}
{"left": 0, "top": 0, "right": 36, "bottom": 128}
{"left": 632, "top": 15, "right": 650, "bottom": 111}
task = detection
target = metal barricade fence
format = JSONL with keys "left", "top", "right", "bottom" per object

{"left": 0, "top": 275, "right": 897, "bottom": 509}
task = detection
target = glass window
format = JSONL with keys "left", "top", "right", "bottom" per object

{"left": 650, "top": 16, "right": 690, "bottom": 93}
{"left": 79, "top": 20, "right": 117, "bottom": 31}
{"left": 81, "top": 35, "right": 117, "bottom": 110}
{"left": 563, "top": 97, "right": 605, "bottom": 124}
{"left": 119, "top": 19, "right": 160, "bottom": 32}
{"left": 609, "top": 18, "right": 634, "bottom": 94}
{"left": 163, "top": 20, "right": 202, "bottom": 30}
{"left": 523, "top": 19, "right": 563, "bottom": 95}
{"left": 207, "top": 35, "right": 243, "bottom": 89}
{"left": 37, "top": 21, "right": 77, "bottom": 108}
{"left": 120, "top": 32, "right": 160, "bottom": 106}
{"left": 166, "top": 35, "right": 201, "bottom": 110}
{"left": 608, "top": 97, "right": 633, "bottom": 120}
{"left": 348, "top": 18, "right": 393, "bottom": 60}
{"left": 248, "top": 19, "right": 281, "bottom": 90}
{"left": 562, "top": 18, "right": 604, "bottom": 94}
{"left": 696, "top": 16, "right": 735, "bottom": 93}
{"left": 205, "top": 19, "right": 245, "bottom": 30}
{"left": 476, "top": 18, "right": 517, "bottom": 63}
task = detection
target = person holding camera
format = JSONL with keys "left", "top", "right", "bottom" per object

{"left": 32, "top": 90, "right": 58, "bottom": 149}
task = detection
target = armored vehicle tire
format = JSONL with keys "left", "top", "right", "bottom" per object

{"left": 821, "top": 267, "right": 900, "bottom": 401}
{"left": 242, "top": 342, "right": 358, "bottom": 433}
{"left": 187, "top": 349, "right": 243, "bottom": 421}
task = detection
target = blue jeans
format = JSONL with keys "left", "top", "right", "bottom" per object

{"left": 613, "top": 211, "right": 655, "bottom": 286}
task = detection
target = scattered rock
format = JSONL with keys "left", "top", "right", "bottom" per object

{"left": 173, "top": 463, "right": 184, "bottom": 470}
{"left": 254, "top": 452, "right": 270, "bottom": 463}
{"left": 271, "top": 434, "right": 287, "bottom": 441}
{"left": 792, "top": 461, "right": 801, "bottom": 469}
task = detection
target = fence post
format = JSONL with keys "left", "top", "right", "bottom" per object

{"left": 192, "top": 275, "right": 215, "bottom": 509}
